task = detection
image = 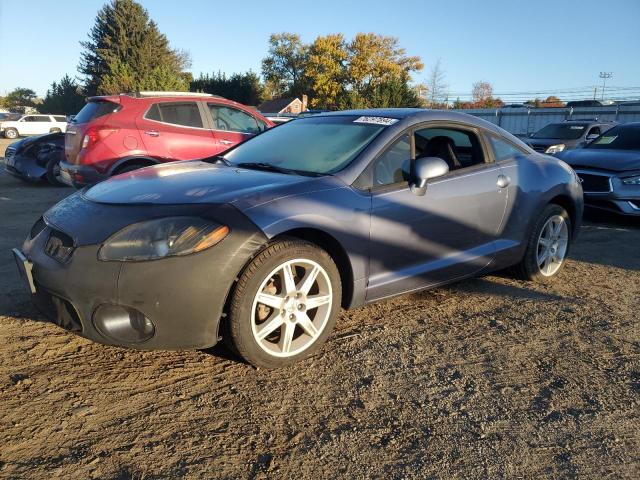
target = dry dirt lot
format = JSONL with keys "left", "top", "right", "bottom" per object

{"left": 0, "top": 137, "right": 638, "bottom": 479}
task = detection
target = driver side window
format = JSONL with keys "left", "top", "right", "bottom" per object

{"left": 373, "top": 134, "right": 411, "bottom": 186}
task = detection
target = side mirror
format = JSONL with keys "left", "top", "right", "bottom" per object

{"left": 410, "top": 156, "right": 449, "bottom": 196}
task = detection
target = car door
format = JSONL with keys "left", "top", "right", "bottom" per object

{"left": 366, "top": 125, "right": 508, "bottom": 301}
{"left": 18, "top": 116, "right": 41, "bottom": 135}
{"left": 136, "top": 101, "right": 217, "bottom": 161}
{"left": 205, "top": 103, "right": 262, "bottom": 152}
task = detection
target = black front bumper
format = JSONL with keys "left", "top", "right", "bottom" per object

{"left": 4, "top": 153, "right": 47, "bottom": 182}
{"left": 575, "top": 170, "right": 640, "bottom": 216}
{"left": 59, "top": 160, "right": 108, "bottom": 188}
{"left": 19, "top": 199, "right": 268, "bottom": 350}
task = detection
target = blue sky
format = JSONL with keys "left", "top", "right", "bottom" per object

{"left": 1, "top": 0, "right": 639, "bottom": 101}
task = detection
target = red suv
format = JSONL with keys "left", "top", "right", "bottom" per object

{"left": 60, "top": 92, "right": 274, "bottom": 187}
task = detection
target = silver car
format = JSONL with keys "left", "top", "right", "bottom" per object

{"left": 15, "top": 109, "right": 583, "bottom": 369}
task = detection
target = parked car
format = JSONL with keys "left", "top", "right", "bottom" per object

{"left": 4, "top": 132, "right": 66, "bottom": 185}
{"left": 60, "top": 91, "right": 274, "bottom": 188}
{"left": 556, "top": 122, "right": 640, "bottom": 216}
{"left": 14, "top": 109, "right": 582, "bottom": 369}
{"left": 1, "top": 114, "right": 68, "bottom": 139}
{"left": 0, "top": 112, "right": 21, "bottom": 122}
{"left": 527, "top": 119, "right": 616, "bottom": 154}
{"left": 566, "top": 100, "right": 608, "bottom": 108}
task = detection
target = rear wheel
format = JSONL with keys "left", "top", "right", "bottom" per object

{"left": 225, "top": 239, "right": 341, "bottom": 369}
{"left": 513, "top": 204, "right": 571, "bottom": 282}
{"left": 4, "top": 128, "right": 18, "bottom": 139}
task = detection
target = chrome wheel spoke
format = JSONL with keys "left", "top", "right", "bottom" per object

{"left": 281, "top": 263, "right": 297, "bottom": 293}
{"left": 297, "top": 313, "right": 319, "bottom": 337}
{"left": 306, "top": 294, "right": 331, "bottom": 310}
{"left": 256, "top": 314, "right": 284, "bottom": 341}
{"left": 279, "top": 321, "right": 295, "bottom": 353}
{"left": 298, "top": 265, "right": 320, "bottom": 295}
{"left": 537, "top": 249, "right": 548, "bottom": 266}
{"left": 552, "top": 219, "right": 564, "bottom": 237}
{"left": 256, "top": 292, "right": 284, "bottom": 309}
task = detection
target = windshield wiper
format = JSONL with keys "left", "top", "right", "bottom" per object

{"left": 235, "top": 162, "right": 314, "bottom": 176}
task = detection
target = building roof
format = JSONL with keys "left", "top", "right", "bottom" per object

{"left": 257, "top": 97, "right": 299, "bottom": 113}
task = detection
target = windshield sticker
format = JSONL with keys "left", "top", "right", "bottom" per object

{"left": 594, "top": 135, "right": 617, "bottom": 145}
{"left": 353, "top": 116, "right": 399, "bottom": 126}
{"left": 570, "top": 126, "right": 585, "bottom": 129}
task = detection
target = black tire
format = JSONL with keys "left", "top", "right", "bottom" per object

{"left": 45, "top": 156, "right": 64, "bottom": 186}
{"left": 513, "top": 204, "right": 572, "bottom": 283}
{"left": 4, "top": 128, "right": 18, "bottom": 139}
{"left": 225, "top": 239, "right": 342, "bottom": 369}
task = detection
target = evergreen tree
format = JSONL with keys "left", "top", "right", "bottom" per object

{"left": 190, "top": 71, "right": 264, "bottom": 106}
{"left": 79, "top": 0, "right": 190, "bottom": 95}
{"left": 39, "top": 75, "right": 86, "bottom": 115}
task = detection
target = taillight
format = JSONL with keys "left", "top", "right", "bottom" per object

{"left": 81, "top": 126, "right": 119, "bottom": 149}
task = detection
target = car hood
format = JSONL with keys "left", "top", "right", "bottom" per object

{"left": 83, "top": 161, "right": 335, "bottom": 210}
{"left": 528, "top": 137, "right": 580, "bottom": 147}
{"left": 556, "top": 148, "right": 640, "bottom": 172}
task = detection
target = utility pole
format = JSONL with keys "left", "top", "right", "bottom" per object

{"left": 599, "top": 72, "right": 612, "bottom": 101}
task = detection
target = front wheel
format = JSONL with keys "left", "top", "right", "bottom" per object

{"left": 513, "top": 204, "right": 572, "bottom": 282}
{"left": 45, "top": 156, "right": 65, "bottom": 186}
{"left": 4, "top": 128, "right": 18, "bottom": 139}
{"left": 225, "top": 239, "right": 341, "bottom": 369}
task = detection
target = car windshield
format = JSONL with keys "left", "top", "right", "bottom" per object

{"left": 586, "top": 125, "right": 640, "bottom": 150}
{"left": 223, "top": 116, "right": 388, "bottom": 175}
{"left": 532, "top": 123, "right": 587, "bottom": 140}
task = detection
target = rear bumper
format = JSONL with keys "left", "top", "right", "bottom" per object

{"left": 59, "top": 160, "right": 107, "bottom": 188}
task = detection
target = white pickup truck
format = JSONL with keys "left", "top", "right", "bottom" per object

{"left": 1, "top": 114, "right": 68, "bottom": 139}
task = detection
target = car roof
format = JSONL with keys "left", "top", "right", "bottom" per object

{"left": 315, "top": 108, "right": 516, "bottom": 137}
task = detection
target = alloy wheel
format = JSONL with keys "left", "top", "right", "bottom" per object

{"left": 251, "top": 258, "right": 332, "bottom": 357}
{"left": 537, "top": 214, "right": 569, "bottom": 276}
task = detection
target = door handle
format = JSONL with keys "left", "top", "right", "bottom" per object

{"left": 144, "top": 130, "right": 160, "bottom": 137}
{"left": 497, "top": 174, "right": 511, "bottom": 188}
{"left": 219, "top": 140, "right": 234, "bottom": 145}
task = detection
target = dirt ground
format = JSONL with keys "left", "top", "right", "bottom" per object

{"left": 0, "top": 137, "right": 638, "bottom": 479}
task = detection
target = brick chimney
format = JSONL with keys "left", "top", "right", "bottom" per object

{"left": 301, "top": 94, "right": 308, "bottom": 112}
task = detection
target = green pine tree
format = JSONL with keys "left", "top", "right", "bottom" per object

{"left": 39, "top": 75, "right": 86, "bottom": 115}
{"left": 79, "top": 0, "right": 190, "bottom": 95}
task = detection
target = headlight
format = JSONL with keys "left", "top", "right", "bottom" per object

{"left": 545, "top": 144, "right": 566, "bottom": 154}
{"left": 622, "top": 175, "right": 640, "bottom": 186}
{"left": 98, "top": 217, "right": 229, "bottom": 261}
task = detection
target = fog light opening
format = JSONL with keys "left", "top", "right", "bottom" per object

{"left": 93, "top": 305, "right": 155, "bottom": 343}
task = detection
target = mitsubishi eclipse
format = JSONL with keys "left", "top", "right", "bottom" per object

{"left": 13, "top": 109, "right": 583, "bottom": 368}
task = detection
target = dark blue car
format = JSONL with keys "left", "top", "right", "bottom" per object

{"left": 14, "top": 109, "right": 583, "bottom": 368}
{"left": 556, "top": 122, "right": 640, "bottom": 216}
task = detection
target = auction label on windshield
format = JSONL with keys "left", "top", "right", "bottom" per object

{"left": 353, "top": 116, "right": 399, "bottom": 126}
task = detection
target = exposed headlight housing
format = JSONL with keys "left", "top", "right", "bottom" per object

{"left": 545, "top": 144, "right": 566, "bottom": 154}
{"left": 621, "top": 175, "right": 640, "bottom": 186}
{"left": 98, "top": 217, "right": 229, "bottom": 261}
